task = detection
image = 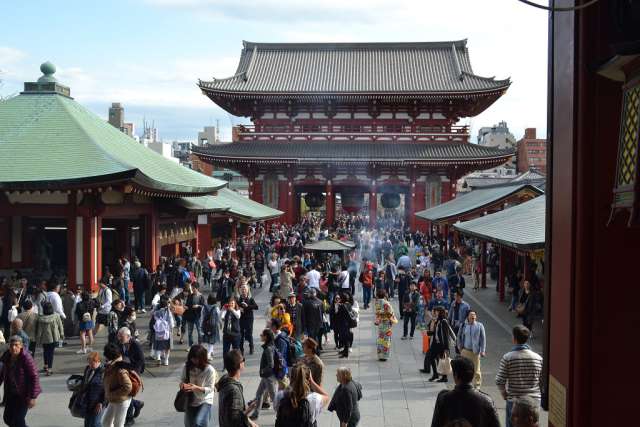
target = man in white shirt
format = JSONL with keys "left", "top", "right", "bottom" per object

{"left": 338, "top": 266, "right": 350, "bottom": 292}
{"left": 46, "top": 282, "right": 66, "bottom": 320}
{"left": 305, "top": 264, "right": 321, "bottom": 291}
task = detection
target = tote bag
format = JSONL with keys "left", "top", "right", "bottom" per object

{"left": 437, "top": 353, "right": 452, "bottom": 376}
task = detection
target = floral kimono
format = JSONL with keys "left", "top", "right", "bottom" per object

{"left": 374, "top": 298, "right": 397, "bottom": 361}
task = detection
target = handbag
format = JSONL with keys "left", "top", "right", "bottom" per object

{"left": 174, "top": 368, "right": 191, "bottom": 412}
{"left": 437, "top": 352, "right": 452, "bottom": 376}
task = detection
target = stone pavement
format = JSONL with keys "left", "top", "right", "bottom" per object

{"left": 19, "top": 273, "right": 546, "bottom": 427}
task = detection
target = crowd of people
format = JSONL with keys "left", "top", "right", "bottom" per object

{"left": 0, "top": 212, "right": 543, "bottom": 427}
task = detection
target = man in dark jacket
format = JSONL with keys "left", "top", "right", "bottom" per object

{"left": 301, "top": 289, "right": 324, "bottom": 352}
{"left": 216, "top": 349, "right": 257, "bottom": 427}
{"left": 285, "top": 293, "right": 304, "bottom": 341}
{"left": 0, "top": 336, "right": 41, "bottom": 427}
{"left": 248, "top": 330, "right": 276, "bottom": 420}
{"left": 238, "top": 285, "right": 259, "bottom": 355}
{"left": 431, "top": 357, "right": 500, "bottom": 427}
{"left": 117, "top": 327, "right": 145, "bottom": 424}
{"left": 132, "top": 261, "right": 150, "bottom": 313}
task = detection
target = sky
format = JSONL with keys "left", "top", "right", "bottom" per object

{"left": 0, "top": 0, "right": 549, "bottom": 142}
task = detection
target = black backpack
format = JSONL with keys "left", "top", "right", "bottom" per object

{"left": 275, "top": 391, "right": 315, "bottom": 427}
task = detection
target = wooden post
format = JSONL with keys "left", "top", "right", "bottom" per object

{"left": 196, "top": 215, "right": 211, "bottom": 260}
{"left": 83, "top": 216, "right": 101, "bottom": 292}
{"left": 481, "top": 241, "right": 487, "bottom": 289}
{"left": 499, "top": 247, "right": 506, "bottom": 302}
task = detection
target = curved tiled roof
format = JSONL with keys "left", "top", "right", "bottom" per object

{"left": 0, "top": 90, "right": 226, "bottom": 195}
{"left": 192, "top": 141, "right": 513, "bottom": 165}
{"left": 179, "top": 188, "right": 283, "bottom": 221}
{"left": 199, "top": 40, "right": 510, "bottom": 95}
{"left": 453, "top": 195, "right": 546, "bottom": 251}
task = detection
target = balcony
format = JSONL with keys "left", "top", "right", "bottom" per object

{"left": 234, "top": 124, "right": 470, "bottom": 143}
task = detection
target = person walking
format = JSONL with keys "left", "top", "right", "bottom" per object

{"left": 81, "top": 351, "right": 106, "bottom": 427}
{"left": 248, "top": 329, "right": 277, "bottom": 421}
{"left": 360, "top": 265, "right": 373, "bottom": 310}
{"left": 448, "top": 290, "right": 471, "bottom": 342}
{"left": 132, "top": 261, "right": 150, "bottom": 313}
{"left": 274, "top": 364, "right": 330, "bottom": 427}
{"left": 94, "top": 280, "right": 113, "bottom": 338}
{"left": 237, "top": 285, "right": 258, "bottom": 355}
{"left": 35, "top": 301, "right": 64, "bottom": 376}
{"left": 401, "top": 282, "right": 420, "bottom": 340}
{"left": 0, "top": 335, "right": 41, "bottom": 427}
{"left": 221, "top": 298, "right": 242, "bottom": 355}
{"left": 184, "top": 283, "right": 206, "bottom": 348}
{"left": 430, "top": 357, "right": 500, "bottom": 427}
{"left": 268, "top": 253, "right": 280, "bottom": 292}
{"left": 75, "top": 291, "right": 97, "bottom": 355}
{"left": 117, "top": 327, "right": 145, "bottom": 425}
{"left": 215, "top": 349, "right": 258, "bottom": 427}
{"left": 102, "top": 343, "right": 133, "bottom": 427}
{"left": 495, "top": 325, "right": 543, "bottom": 427}
{"left": 422, "top": 306, "right": 455, "bottom": 382}
{"left": 16, "top": 301, "right": 38, "bottom": 356}
{"left": 180, "top": 344, "right": 218, "bottom": 427}
{"left": 152, "top": 296, "right": 175, "bottom": 366}
{"left": 373, "top": 289, "right": 397, "bottom": 361}
{"left": 328, "top": 367, "right": 363, "bottom": 427}
{"left": 200, "top": 294, "right": 221, "bottom": 360}
{"left": 456, "top": 310, "right": 486, "bottom": 388}
{"left": 301, "top": 337, "right": 324, "bottom": 386}
{"left": 334, "top": 292, "right": 354, "bottom": 359}
{"left": 285, "top": 293, "right": 304, "bottom": 341}
{"left": 301, "top": 289, "right": 324, "bottom": 353}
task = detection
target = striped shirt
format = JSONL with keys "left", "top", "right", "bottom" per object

{"left": 495, "top": 345, "right": 543, "bottom": 400}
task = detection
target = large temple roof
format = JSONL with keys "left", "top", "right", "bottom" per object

{"left": 199, "top": 40, "right": 510, "bottom": 96}
{"left": 192, "top": 141, "right": 513, "bottom": 166}
{"left": 0, "top": 64, "right": 226, "bottom": 195}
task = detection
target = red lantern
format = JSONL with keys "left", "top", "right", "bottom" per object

{"left": 341, "top": 192, "right": 364, "bottom": 213}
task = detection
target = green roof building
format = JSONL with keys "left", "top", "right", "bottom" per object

{"left": 0, "top": 63, "right": 281, "bottom": 289}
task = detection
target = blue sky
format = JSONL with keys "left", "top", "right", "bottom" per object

{"left": 1, "top": 0, "right": 549, "bottom": 141}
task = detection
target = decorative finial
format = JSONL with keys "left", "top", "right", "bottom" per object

{"left": 38, "top": 61, "right": 57, "bottom": 83}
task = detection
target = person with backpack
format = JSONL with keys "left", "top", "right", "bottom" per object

{"left": 248, "top": 329, "right": 277, "bottom": 420}
{"left": 35, "top": 301, "right": 64, "bottom": 376}
{"left": 152, "top": 296, "right": 175, "bottom": 366}
{"left": 328, "top": 367, "right": 363, "bottom": 427}
{"left": 274, "top": 364, "right": 329, "bottom": 427}
{"left": 79, "top": 351, "right": 105, "bottom": 427}
{"left": 200, "top": 294, "right": 221, "bottom": 361}
{"left": 132, "top": 261, "right": 151, "bottom": 314}
{"left": 184, "top": 283, "right": 206, "bottom": 348}
{"left": 102, "top": 343, "right": 135, "bottom": 427}
{"left": 221, "top": 298, "right": 242, "bottom": 355}
{"left": 301, "top": 289, "right": 324, "bottom": 353}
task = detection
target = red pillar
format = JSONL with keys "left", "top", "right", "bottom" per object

{"left": 498, "top": 247, "right": 506, "bottom": 302}
{"left": 413, "top": 182, "right": 427, "bottom": 231}
{"left": 480, "top": 241, "right": 487, "bottom": 289}
{"left": 443, "top": 224, "right": 449, "bottom": 255}
{"left": 231, "top": 221, "right": 238, "bottom": 243}
{"left": 83, "top": 216, "right": 101, "bottom": 292}
{"left": 288, "top": 183, "right": 296, "bottom": 224}
{"left": 145, "top": 210, "right": 158, "bottom": 268}
{"left": 369, "top": 183, "right": 377, "bottom": 228}
{"left": 441, "top": 179, "right": 452, "bottom": 203}
{"left": 196, "top": 218, "right": 211, "bottom": 260}
{"left": 252, "top": 180, "right": 263, "bottom": 204}
{"left": 174, "top": 242, "right": 181, "bottom": 257}
{"left": 325, "top": 180, "right": 335, "bottom": 227}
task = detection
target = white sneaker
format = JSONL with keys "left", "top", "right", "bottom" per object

{"left": 141, "top": 309, "right": 146, "bottom": 313}
{"left": 76, "top": 349, "right": 87, "bottom": 355}
{"left": 163, "top": 359, "right": 169, "bottom": 366}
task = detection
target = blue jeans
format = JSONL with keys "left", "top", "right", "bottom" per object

{"left": 362, "top": 286, "right": 372, "bottom": 307}
{"left": 84, "top": 411, "right": 103, "bottom": 427}
{"left": 505, "top": 399, "right": 513, "bottom": 427}
{"left": 185, "top": 403, "right": 212, "bottom": 427}
{"left": 223, "top": 336, "right": 241, "bottom": 355}
{"left": 510, "top": 292, "right": 519, "bottom": 310}
{"left": 186, "top": 318, "right": 202, "bottom": 346}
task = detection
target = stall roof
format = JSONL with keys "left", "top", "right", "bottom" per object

{"left": 453, "top": 195, "right": 546, "bottom": 251}
{"left": 304, "top": 239, "right": 356, "bottom": 251}
{"left": 415, "top": 183, "right": 543, "bottom": 223}
{"left": 180, "top": 188, "right": 283, "bottom": 221}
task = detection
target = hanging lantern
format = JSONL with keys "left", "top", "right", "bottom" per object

{"left": 381, "top": 193, "right": 401, "bottom": 209}
{"left": 304, "top": 192, "right": 325, "bottom": 209}
{"left": 341, "top": 192, "right": 364, "bottom": 214}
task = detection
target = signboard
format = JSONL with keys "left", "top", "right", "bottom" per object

{"left": 548, "top": 374, "right": 567, "bottom": 427}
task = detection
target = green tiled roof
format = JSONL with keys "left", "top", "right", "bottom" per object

{"left": 180, "top": 188, "right": 283, "bottom": 221}
{"left": 453, "top": 195, "right": 546, "bottom": 251}
{"left": 304, "top": 239, "right": 356, "bottom": 252}
{"left": 0, "top": 76, "right": 226, "bottom": 195}
{"left": 415, "top": 183, "right": 543, "bottom": 222}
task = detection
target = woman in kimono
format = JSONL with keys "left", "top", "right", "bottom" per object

{"left": 373, "top": 289, "right": 397, "bottom": 361}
